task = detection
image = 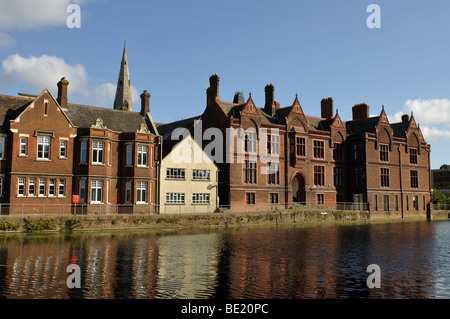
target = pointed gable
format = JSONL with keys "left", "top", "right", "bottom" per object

{"left": 286, "top": 94, "right": 309, "bottom": 132}
{"left": 240, "top": 93, "right": 260, "bottom": 118}
{"left": 375, "top": 106, "right": 393, "bottom": 150}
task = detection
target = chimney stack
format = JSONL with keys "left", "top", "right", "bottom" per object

{"left": 321, "top": 97, "right": 334, "bottom": 120}
{"left": 352, "top": 103, "right": 369, "bottom": 121}
{"left": 207, "top": 74, "right": 220, "bottom": 105}
{"left": 264, "top": 84, "right": 276, "bottom": 116}
{"left": 402, "top": 114, "right": 409, "bottom": 123}
{"left": 140, "top": 90, "right": 151, "bottom": 116}
{"left": 233, "top": 92, "right": 245, "bottom": 104}
{"left": 57, "top": 77, "right": 69, "bottom": 109}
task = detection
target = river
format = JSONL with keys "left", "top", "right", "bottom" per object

{"left": 0, "top": 220, "right": 449, "bottom": 299}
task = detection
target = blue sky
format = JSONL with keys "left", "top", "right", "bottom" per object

{"left": 0, "top": 0, "right": 450, "bottom": 169}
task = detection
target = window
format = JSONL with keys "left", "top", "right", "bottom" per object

{"left": 353, "top": 144, "right": 361, "bottom": 161}
{"left": 314, "top": 166, "right": 325, "bottom": 186}
{"left": 406, "top": 195, "right": 410, "bottom": 211}
{"left": 125, "top": 181, "right": 132, "bottom": 203}
{"left": 166, "top": 193, "right": 185, "bottom": 204}
{"left": 317, "top": 194, "right": 324, "bottom": 205}
{"left": 20, "top": 137, "right": 28, "bottom": 156}
{"left": 106, "top": 180, "right": 110, "bottom": 204}
{"left": 313, "top": 140, "right": 325, "bottom": 159}
{"left": 192, "top": 193, "right": 210, "bottom": 204}
{"left": 244, "top": 131, "right": 257, "bottom": 153}
{"left": 267, "top": 163, "right": 279, "bottom": 185}
{"left": 137, "top": 145, "right": 148, "bottom": 166}
{"left": 333, "top": 143, "right": 343, "bottom": 161}
{"left": 296, "top": 137, "right": 306, "bottom": 157}
{"left": 410, "top": 170, "right": 419, "bottom": 188}
{"left": 37, "top": 135, "right": 51, "bottom": 160}
{"left": 92, "top": 141, "right": 104, "bottom": 164}
{"left": 0, "top": 136, "right": 5, "bottom": 159}
{"left": 136, "top": 182, "right": 147, "bottom": 203}
{"left": 267, "top": 133, "right": 279, "bottom": 155}
{"left": 244, "top": 160, "right": 257, "bottom": 184}
{"left": 395, "top": 195, "right": 399, "bottom": 211}
{"left": 0, "top": 177, "right": 3, "bottom": 196}
{"left": 60, "top": 140, "right": 67, "bottom": 158}
{"left": 28, "top": 178, "right": 35, "bottom": 196}
{"left": 246, "top": 193, "right": 255, "bottom": 205}
{"left": 58, "top": 179, "right": 65, "bottom": 197}
{"left": 423, "top": 196, "right": 426, "bottom": 211}
{"left": 126, "top": 144, "right": 133, "bottom": 166}
{"left": 18, "top": 177, "right": 25, "bottom": 196}
{"left": 270, "top": 193, "right": 278, "bottom": 204}
{"left": 91, "top": 180, "right": 103, "bottom": 203}
{"left": 39, "top": 178, "right": 46, "bottom": 196}
{"left": 333, "top": 167, "right": 343, "bottom": 187}
{"left": 108, "top": 142, "right": 111, "bottom": 165}
{"left": 166, "top": 168, "right": 185, "bottom": 179}
{"left": 384, "top": 195, "right": 389, "bottom": 211}
{"left": 193, "top": 170, "right": 210, "bottom": 180}
{"left": 410, "top": 148, "right": 418, "bottom": 165}
{"left": 353, "top": 167, "right": 363, "bottom": 187}
{"left": 79, "top": 180, "right": 86, "bottom": 203}
{"left": 374, "top": 194, "right": 378, "bottom": 211}
{"left": 379, "top": 144, "right": 389, "bottom": 162}
{"left": 80, "top": 141, "right": 87, "bottom": 164}
{"left": 381, "top": 168, "right": 390, "bottom": 188}
{"left": 49, "top": 179, "right": 56, "bottom": 196}
{"left": 44, "top": 100, "right": 48, "bottom": 116}
{"left": 413, "top": 196, "right": 419, "bottom": 211}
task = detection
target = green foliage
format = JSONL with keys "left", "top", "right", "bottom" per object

{"left": 23, "top": 218, "right": 56, "bottom": 233}
{"left": 0, "top": 221, "right": 19, "bottom": 231}
{"left": 433, "top": 189, "right": 450, "bottom": 204}
{"left": 64, "top": 218, "right": 81, "bottom": 231}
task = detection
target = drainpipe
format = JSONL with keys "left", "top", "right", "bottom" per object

{"left": 398, "top": 146, "right": 404, "bottom": 219}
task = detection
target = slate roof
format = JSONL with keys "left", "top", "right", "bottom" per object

{"left": 0, "top": 94, "right": 33, "bottom": 130}
{"left": 64, "top": 103, "right": 157, "bottom": 134}
{"left": 156, "top": 116, "right": 201, "bottom": 140}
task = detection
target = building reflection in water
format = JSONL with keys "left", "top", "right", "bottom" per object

{"left": 0, "top": 221, "right": 443, "bottom": 299}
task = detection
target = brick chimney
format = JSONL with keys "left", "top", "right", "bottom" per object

{"left": 140, "top": 90, "right": 151, "bottom": 116}
{"left": 207, "top": 74, "right": 220, "bottom": 105}
{"left": 264, "top": 84, "right": 276, "bottom": 116}
{"left": 57, "top": 77, "right": 69, "bottom": 109}
{"left": 321, "top": 97, "right": 333, "bottom": 120}
{"left": 402, "top": 114, "right": 409, "bottom": 123}
{"left": 233, "top": 92, "right": 245, "bottom": 104}
{"left": 352, "top": 103, "right": 369, "bottom": 121}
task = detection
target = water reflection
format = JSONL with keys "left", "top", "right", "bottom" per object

{"left": 0, "top": 220, "right": 448, "bottom": 299}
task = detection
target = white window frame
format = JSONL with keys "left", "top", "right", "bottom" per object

{"left": 37, "top": 135, "right": 51, "bottom": 160}
{"left": 18, "top": 177, "right": 26, "bottom": 196}
{"left": 92, "top": 141, "right": 104, "bottom": 164}
{"left": 90, "top": 180, "right": 103, "bottom": 203}
{"left": 125, "top": 181, "right": 132, "bottom": 203}
{"left": 28, "top": 178, "right": 36, "bottom": 197}
{"left": 20, "top": 137, "right": 28, "bottom": 156}
{"left": 0, "top": 177, "right": 3, "bottom": 196}
{"left": 58, "top": 179, "right": 65, "bottom": 197}
{"left": 166, "top": 168, "right": 185, "bottom": 179}
{"left": 79, "top": 179, "right": 86, "bottom": 203}
{"left": 39, "top": 178, "right": 46, "bottom": 197}
{"left": 137, "top": 145, "right": 148, "bottom": 167}
{"left": 60, "top": 140, "right": 67, "bottom": 158}
{"left": 0, "top": 136, "right": 5, "bottom": 160}
{"left": 49, "top": 179, "right": 56, "bottom": 197}
{"left": 166, "top": 193, "right": 185, "bottom": 204}
{"left": 193, "top": 169, "right": 210, "bottom": 180}
{"left": 136, "top": 182, "right": 147, "bottom": 204}
{"left": 192, "top": 193, "right": 210, "bottom": 204}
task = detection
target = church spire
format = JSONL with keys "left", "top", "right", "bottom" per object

{"left": 114, "top": 42, "right": 133, "bottom": 111}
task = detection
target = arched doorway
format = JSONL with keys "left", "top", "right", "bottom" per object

{"left": 292, "top": 173, "right": 306, "bottom": 204}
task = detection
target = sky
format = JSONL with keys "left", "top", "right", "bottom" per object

{"left": 0, "top": 0, "right": 449, "bottom": 169}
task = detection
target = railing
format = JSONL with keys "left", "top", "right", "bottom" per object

{"left": 0, "top": 201, "right": 369, "bottom": 217}
{"left": 433, "top": 203, "right": 450, "bottom": 211}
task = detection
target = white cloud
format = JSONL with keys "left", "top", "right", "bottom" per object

{"left": 0, "top": 0, "right": 88, "bottom": 30}
{"left": 388, "top": 98, "right": 450, "bottom": 142}
{"left": 2, "top": 53, "right": 139, "bottom": 108}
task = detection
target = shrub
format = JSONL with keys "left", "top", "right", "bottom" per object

{"left": 64, "top": 218, "right": 81, "bottom": 231}
{"left": 0, "top": 221, "right": 19, "bottom": 231}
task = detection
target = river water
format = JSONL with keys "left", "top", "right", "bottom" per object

{"left": 0, "top": 220, "right": 449, "bottom": 299}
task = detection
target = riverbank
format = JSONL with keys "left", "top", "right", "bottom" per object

{"left": 0, "top": 208, "right": 448, "bottom": 234}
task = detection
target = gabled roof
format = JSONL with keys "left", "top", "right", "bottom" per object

{"left": 65, "top": 103, "right": 157, "bottom": 134}
{"left": 156, "top": 115, "right": 201, "bottom": 140}
{"left": 0, "top": 94, "right": 33, "bottom": 130}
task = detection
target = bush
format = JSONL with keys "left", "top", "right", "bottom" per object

{"left": 0, "top": 221, "right": 19, "bottom": 231}
{"left": 64, "top": 218, "right": 81, "bottom": 231}
{"left": 23, "top": 218, "right": 56, "bottom": 233}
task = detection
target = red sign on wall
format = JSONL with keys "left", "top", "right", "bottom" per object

{"left": 72, "top": 195, "right": 79, "bottom": 204}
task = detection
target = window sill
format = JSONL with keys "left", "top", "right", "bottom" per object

{"left": 36, "top": 159, "right": 51, "bottom": 162}
{"left": 91, "top": 163, "right": 105, "bottom": 166}
{"left": 165, "top": 203, "right": 185, "bottom": 205}
{"left": 192, "top": 179, "right": 211, "bottom": 182}
{"left": 166, "top": 178, "right": 186, "bottom": 181}
{"left": 137, "top": 165, "right": 148, "bottom": 168}
{"left": 18, "top": 155, "right": 28, "bottom": 158}
{"left": 192, "top": 203, "right": 211, "bottom": 205}
{"left": 59, "top": 157, "right": 68, "bottom": 160}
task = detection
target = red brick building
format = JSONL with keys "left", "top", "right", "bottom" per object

{"left": 192, "top": 74, "right": 432, "bottom": 217}
{"left": 0, "top": 46, "right": 160, "bottom": 215}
